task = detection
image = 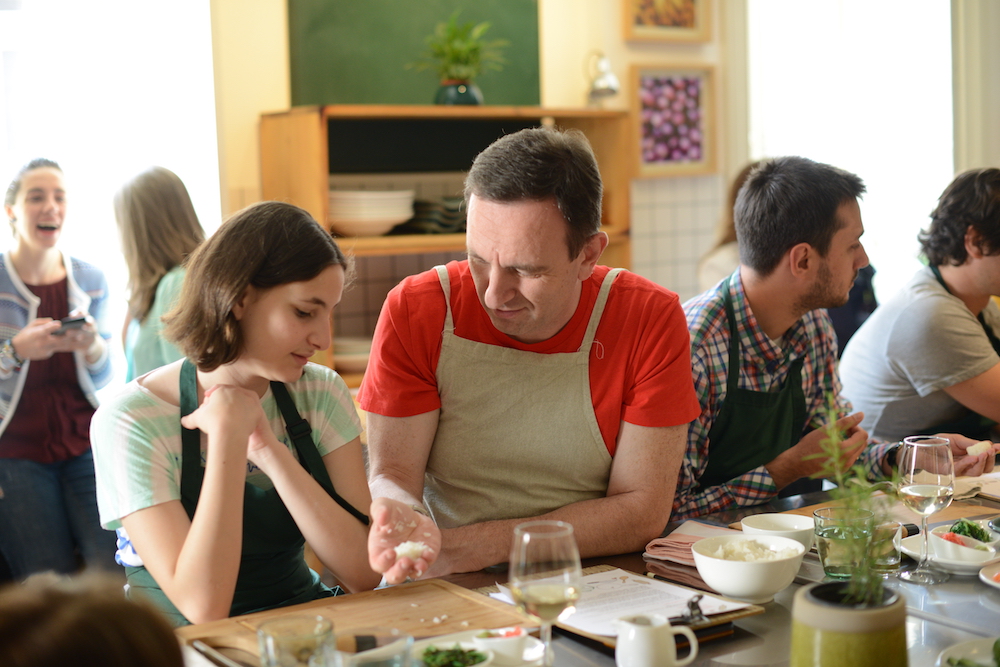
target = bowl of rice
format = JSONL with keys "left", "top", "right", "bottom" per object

{"left": 691, "top": 535, "right": 806, "bottom": 604}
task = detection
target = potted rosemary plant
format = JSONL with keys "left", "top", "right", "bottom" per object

{"left": 409, "top": 10, "right": 508, "bottom": 105}
{"left": 790, "top": 404, "right": 908, "bottom": 667}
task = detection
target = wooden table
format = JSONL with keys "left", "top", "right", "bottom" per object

{"left": 180, "top": 495, "right": 1000, "bottom": 667}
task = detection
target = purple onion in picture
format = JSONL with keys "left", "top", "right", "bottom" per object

{"left": 639, "top": 74, "right": 704, "bottom": 165}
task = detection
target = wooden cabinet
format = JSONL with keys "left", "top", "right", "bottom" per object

{"left": 259, "top": 104, "right": 632, "bottom": 381}
{"left": 260, "top": 104, "right": 632, "bottom": 266}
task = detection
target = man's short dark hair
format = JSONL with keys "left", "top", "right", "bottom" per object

{"left": 918, "top": 168, "right": 1000, "bottom": 266}
{"left": 734, "top": 156, "right": 866, "bottom": 276}
{"left": 464, "top": 126, "right": 603, "bottom": 259}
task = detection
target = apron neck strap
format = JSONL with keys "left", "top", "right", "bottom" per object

{"left": 721, "top": 275, "right": 743, "bottom": 394}
{"left": 270, "top": 381, "right": 369, "bottom": 525}
{"left": 930, "top": 265, "right": 1000, "bottom": 354}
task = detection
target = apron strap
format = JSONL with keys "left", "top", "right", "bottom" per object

{"left": 179, "top": 359, "right": 203, "bottom": 518}
{"left": 930, "top": 265, "right": 1000, "bottom": 354}
{"left": 270, "top": 381, "right": 370, "bottom": 525}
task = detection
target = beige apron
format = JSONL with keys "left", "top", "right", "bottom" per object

{"left": 424, "top": 265, "right": 621, "bottom": 529}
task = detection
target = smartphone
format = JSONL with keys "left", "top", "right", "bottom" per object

{"left": 52, "top": 316, "right": 87, "bottom": 336}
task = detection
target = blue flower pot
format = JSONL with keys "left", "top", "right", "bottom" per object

{"left": 434, "top": 81, "right": 483, "bottom": 105}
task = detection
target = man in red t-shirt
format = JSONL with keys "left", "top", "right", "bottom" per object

{"left": 362, "top": 128, "right": 700, "bottom": 582}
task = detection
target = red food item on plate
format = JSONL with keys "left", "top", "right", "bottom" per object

{"left": 993, "top": 571, "right": 1000, "bottom": 583}
{"left": 940, "top": 532, "right": 965, "bottom": 545}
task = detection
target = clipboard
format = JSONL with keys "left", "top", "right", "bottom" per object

{"left": 476, "top": 564, "right": 764, "bottom": 649}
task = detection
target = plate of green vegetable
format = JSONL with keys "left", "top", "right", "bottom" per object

{"left": 936, "top": 636, "right": 1000, "bottom": 666}
{"left": 416, "top": 642, "right": 493, "bottom": 666}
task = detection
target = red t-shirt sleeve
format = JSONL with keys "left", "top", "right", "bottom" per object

{"left": 614, "top": 282, "right": 700, "bottom": 429}
{"left": 357, "top": 271, "right": 446, "bottom": 417}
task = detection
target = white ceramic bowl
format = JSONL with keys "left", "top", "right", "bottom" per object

{"left": 741, "top": 513, "right": 816, "bottom": 551}
{"left": 329, "top": 216, "right": 408, "bottom": 237}
{"left": 691, "top": 534, "right": 806, "bottom": 604}
{"left": 930, "top": 526, "right": 997, "bottom": 563}
{"left": 471, "top": 627, "right": 527, "bottom": 666}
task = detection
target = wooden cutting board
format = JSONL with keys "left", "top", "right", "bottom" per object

{"left": 779, "top": 498, "right": 995, "bottom": 525}
{"left": 176, "top": 578, "right": 527, "bottom": 656}
{"left": 727, "top": 499, "right": 996, "bottom": 531}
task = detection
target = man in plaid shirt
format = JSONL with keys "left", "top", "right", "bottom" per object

{"left": 673, "top": 157, "right": 892, "bottom": 520}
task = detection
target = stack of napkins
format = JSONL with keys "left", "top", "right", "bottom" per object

{"left": 644, "top": 521, "right": 740, "bottom": 567}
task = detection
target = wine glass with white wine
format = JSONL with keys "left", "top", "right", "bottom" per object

{"left": 508, "top": 521, "right": 582, "bottom": 667}
{"left": 897, "top": 435, "right": 954, "bottom": 585}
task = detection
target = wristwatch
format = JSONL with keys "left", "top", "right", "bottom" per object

{"left": 0, "top": 338, "right": 23, "bottom": 370}
{"left": 884, "top": 442, "right": 902, "bottom": 471}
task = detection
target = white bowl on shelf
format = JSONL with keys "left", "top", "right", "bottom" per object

{"left": 329, "top": 216, "right": 408, "bottom": 237}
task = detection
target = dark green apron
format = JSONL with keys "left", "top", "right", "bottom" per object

{"left": 923, "top": 266, "right": 1000, "bottom": 440}
{"left": 126, "top": 360, "right": 368, "bottom": 626}
{"left": 699, "top": 275, "right": 813, "bottom": 496}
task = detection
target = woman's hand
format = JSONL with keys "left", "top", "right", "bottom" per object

{"left": 10, "top": 317, "right": 64, "bottom": 360}
{"left": 368, "top": 498, "right": 441, "bottom": 584}
{"left": 180, "top": 384, "right": 258, "bottom": 452}
{"left": 12, "top": 313, "right": 104, "bottom": 363}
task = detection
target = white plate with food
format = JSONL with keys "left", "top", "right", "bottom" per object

{"left": 900, "top": 535, "right": 1000, "bottom": 576}
{"left": 412, "top": 631, "right": 544, "bottom": 667}
{"left": 935, "top": 636, "right": 999, "bottom": 666}
{"left": 981, "top": 562, "right": 1000, "bottom": 591}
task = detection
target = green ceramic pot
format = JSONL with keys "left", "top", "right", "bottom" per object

{"left": 790, "top": 582, "right": 907, "bottom": 667}
{"left": 434, "top": 80, "right": 483, "bottom": 105}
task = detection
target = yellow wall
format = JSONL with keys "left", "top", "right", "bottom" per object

{"left": 211, "top": 0, "right": 290, "bottom": 216}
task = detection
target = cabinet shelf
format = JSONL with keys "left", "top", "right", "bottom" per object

{"left": 260, "top": 104, "right": 633, "bottom": 377}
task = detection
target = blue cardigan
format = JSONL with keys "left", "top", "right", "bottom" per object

{"left": 0, "top": 251, "right": 113, "bottom": 439}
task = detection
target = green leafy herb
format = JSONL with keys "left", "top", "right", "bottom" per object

{"left": 950, "top": 518, "right": 991, "bottom": 543}
{"left": 422, "top": 644, "right": 488, "bottom": 667}
{"left": 805, "top": 396, "right": 900, "bottom": 606}
{"left": 945, "top": 657, "right": 992, "bottom": 667}
{"left": 407, "top": 10, "right": 509, "bottom": 82}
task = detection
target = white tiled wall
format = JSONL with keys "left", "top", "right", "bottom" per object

{"left": 333, "top": 251, "right": 466, "bottom": 338}
{"left": 629, "top": 175, "right": 726, "bottom": 303}
{"left": 333, "top": 175, "right": 728, "bottom": 339}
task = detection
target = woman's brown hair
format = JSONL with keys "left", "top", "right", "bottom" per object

{"left": 163, "top": 201, "right": 352, "bottom": 371}
{"left": 0, "top": 574, "right": 183, "bottom": 667}
{"left": 114, "top": 166, "right": 205, "bottom": 322}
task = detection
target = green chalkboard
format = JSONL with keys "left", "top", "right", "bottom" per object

{"left": 289, "top": 0, "right": 540, "bottom": 106}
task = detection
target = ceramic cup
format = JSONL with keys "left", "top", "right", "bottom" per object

{"left": 257, "top": 615, "right": 334, "bottom": 667}
{"left": 615, "top": 614, "right": 698, "bottom": 667}
{"left": 741, "top": 513, "right": 816, "bottom": 551}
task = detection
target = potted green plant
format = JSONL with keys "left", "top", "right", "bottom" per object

{"left": 408, "top": 10, "right": 508, "bottom": 105}
{"left": 790, "top": 402, "right": 908, "bottom": 667}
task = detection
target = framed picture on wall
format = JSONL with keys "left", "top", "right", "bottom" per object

{"left": 623, "top": 0, "right": 711, "bottom": 43}
{"left": 632, "top": 63, "right": 716, "bottom": 178}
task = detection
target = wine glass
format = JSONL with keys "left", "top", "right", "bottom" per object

{"left": 897, "top": 435, "right": 954, "bottom": 585}
{"left": 508, "top": 521, "right": 583, "bottom": 667}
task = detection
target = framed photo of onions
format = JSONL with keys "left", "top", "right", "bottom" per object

{"left": 623, "top": 0, "right": 712, "bottom": 43}
{"left": 632, "top": 64, "right": 716, "bottom": 178}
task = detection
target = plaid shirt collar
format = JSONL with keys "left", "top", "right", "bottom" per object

{"left": 727, "top": 269, "right": 813, "bottom": 369}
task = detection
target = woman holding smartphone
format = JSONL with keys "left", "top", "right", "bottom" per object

{"left": 0, "top": 158, "right": 116, "bottom": 580}
{"left": 91, "top": 201, "right": 432, "bottom": 626}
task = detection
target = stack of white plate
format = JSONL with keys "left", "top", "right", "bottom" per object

{"left": 328, "top": 190, "right": 415, "bottom": 237}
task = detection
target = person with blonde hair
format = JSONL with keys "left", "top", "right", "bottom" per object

{"left": 114, "top": 166, "right": 204, "bottom": 381}
{"left": 0, "top": 573, "right": 183, "bottom": 667}
{"left": 92, "top": 201, "right": 422, "bottom": 625}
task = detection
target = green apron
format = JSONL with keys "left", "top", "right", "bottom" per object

{"left": 125, "top": 360, "right": 367, "bottom": 626}
{"left": 923, "top": 266, "right": 1000, "bottom": 440}
{"left": 699, "top": 275, "right": 814, "bottom": 496}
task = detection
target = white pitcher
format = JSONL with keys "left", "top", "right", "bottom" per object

{"left": 615, "top": 614, "right": 698, "bottom": 667}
